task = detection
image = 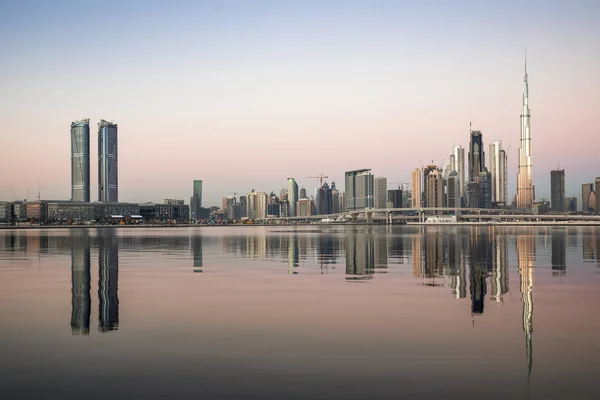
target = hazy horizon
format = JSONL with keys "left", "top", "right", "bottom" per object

{"left": 1, "top": 0, "right": 599, "bottom": 207}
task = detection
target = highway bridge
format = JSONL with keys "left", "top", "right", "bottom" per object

{"left": 274, "top": 207, "right": 600, "bottom": 224}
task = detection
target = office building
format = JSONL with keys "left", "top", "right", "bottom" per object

{"left": 411, "top": 168, "right": 421, "bottom": 208}
{"left": 317, "top": 182, "right": 333, "bottom": 215}
{"left": 331, "top": 184, "right": 340, "bottom": 213}
{"left": 374, "top": 176, "right": 387, "bottom": 209}
{"left": 582, "top": 183, "right": 594, "bottom": 212}
{"left": 479, "top": 169, "right": 492, "bottom": 209}
{"left": 71, "top": 119, "right": 90, "bottom": 202}
{"left": 451, "top": 145, "right": 466, "bottom": 205}
{"left": 287, "top": 178, "right": 298, "bottom": 217}
{"left": 589, "top": 191, "right": 597, "bottom": 213}
{"left": 516, "top": 56, "right": 534, "bottom": 209}
{"left": 425, "top": 168, "right": 443, "bottom": 208}
{"left": 596, "top": 177, "right": 600, "bottom": 214}
{"left": 489, "top": 140, "right": 507, "bottom": 205}
{"left": 190, "top": 180, "right": 202, "bottom": 220}
{"left": 387, "top": 189, "right": 402, "bottom": 208}
{"left": 468, "top": 129, "right": 485, "bottom": 183}
{"left": 566, "top": 197, "right": 577, "bottom": 212}
{"left": 299, "top": 187, "right": 307, "bottom": 199}
{"left": 297, "top": 198, "right": 312, "bottom": 217}
{"left": 345, "top": 169, "right": 374, "bottom": 211}
{"left": 246, "top": 191, "right": 268, "bottom": 220}
{"left": 447, "top": 171, "right": 460, "bottom": 208}
{"left": 98, "top": 120, "right": 118, "bottom": 202}
{"left": 550, "top": 170, "right": 565, "bottom": 212}
{"left": 164, "top": 199, "right": 184, "bottom": 205}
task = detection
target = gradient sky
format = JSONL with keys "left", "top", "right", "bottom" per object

{"left": 1, "top": 0, "right": 598, "bottom": 206}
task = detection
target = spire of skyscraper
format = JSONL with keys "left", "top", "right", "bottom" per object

{"left": 517, "top": 51, "right": 533, "bottom": 209}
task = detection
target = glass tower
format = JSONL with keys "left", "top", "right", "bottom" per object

{"left": 71, "top": 119, "right": 90, "bottom": 202}
{"left": 98, "top": 120, "right": 118, "bottom": 202}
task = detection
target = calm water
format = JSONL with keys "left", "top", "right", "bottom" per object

{"left": 1, "top": 225, "right": 599, "bottom": 399}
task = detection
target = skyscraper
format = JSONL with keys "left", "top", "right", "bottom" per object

{"left": 596, "top": 177, "right": 600, "bottom": 214}
{"left": 190, "top": 180, "right": 202, "bottom": 220}
{"left": 425, "top": 168, "right": 443, "bottom": 208}
{"left": 447, "top": 171, "right": 460, "bottom": 208}
{"left": 451, "top": 145, "right": 466, "bottom": 205}
{"left": 246, "top": 191, "right": 268, "bottom": 220}
{"left": 582, "top": 183, "right": 594, "bottom": 212}
{"left": 344, "top": 169, "right": 373, "bottom": 211}
{"left": 71, "top": 119, "right": 90, "bottom": 202}
{"left": 287, "top": 178, "right": 298, "bottom": 217}
{"left": 411, "top": 168, "right": 422, "bottom": 208}
{"left": 374, "top": 176, "right": 387, "bottom": 209}
{"left": 517, "top": 55, "right": 534, "bottom": 209}
{"left": 489, "top": 140, "right": 507, "bottom": 205}
{"left": 550, "top": 170, "right": 565, "bottom": 212}
{"left": 98, "top": 120, "right": 118, "bottom": 202}
{"left": 468, "top": 130, "right": 485, "bottom": 183}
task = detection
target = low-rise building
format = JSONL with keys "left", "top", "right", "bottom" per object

{"left": 139, "top": 203, "right": 189, "bottom": 223}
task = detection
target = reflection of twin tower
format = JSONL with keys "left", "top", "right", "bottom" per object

{"left": 70, "top": 233, "right": 119, "bottom": 335}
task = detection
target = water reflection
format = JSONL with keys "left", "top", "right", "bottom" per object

{"left": 70, "top": 231, "right": 91, "bottom": 335}
{"left": 551, "top": 229, "right": 566, "bottom": 276}
{"left": 517, "top": 229, "right": 535, "bottom": 382}
{"left": 191, "top": 235, "right": 203, "bottom": 273}
{"left": 345, "top": 230, "right": 374, "bottom": 280}
{"left": 98, "top": 230, "right": 119, "bottom": 332}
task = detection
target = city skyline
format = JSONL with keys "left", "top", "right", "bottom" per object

{"left": 1, "top": 1, "right": 599, "bottom": 206}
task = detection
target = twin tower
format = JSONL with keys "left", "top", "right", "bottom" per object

{"left": 71, "top": 119, "right": 118, "bottom": 203}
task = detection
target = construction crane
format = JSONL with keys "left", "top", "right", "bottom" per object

{"left": 306, "top": 174, "right": 329, "bottom": 188}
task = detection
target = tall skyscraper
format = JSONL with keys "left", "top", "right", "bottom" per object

{"left": 425, "top": 168, "right": 443, "bottom": 208}
{"left": 451, "top": 145, "right": 466, "bottom": 206}
{"left": 374, "top": 176, "right": 387, "bottom": 209}
{"left": 71, "top": 232, "right": 91, "bottom": 335}
{"left": 468, "top": 129, "right": 485, "bottom": 183}
{"left": 98, "top": 120, "right": 118, "bottom": 202}
{"left": 344, "top": 169, "right": 373, "bottom": 211}
{"left": 447, "top": 171, "right": 460, "bottom": 208}
{"left": 411, "top": 168, "right": 422, "bottom": 208}
{"left": 489, "top": 140, "right": 507, "bottom": 205}
{"left": 517, "top": 55, "right": 534, "bottom": 209}
{"left": 582, "top": 183, "right": 594, "bottom": 212}
{"left": 190, "top": 180, "right": 202, "bottom": 220}
{"left": 550, "top": 169, "right": 565, "bottom": 212}
{"left": 287, "top": 178, "right": 298, "bottom": 217}
{"left": 479, "top": 169, "right": 492, "bottom": 209}
{"left": 71, "top": 119, "right": 90, "bottom": 202}
{"left": 246, "top": 191, "right": 268, "bottom": 220}
{"left": 596, "top": 177, "right": 600, "bottom": 214}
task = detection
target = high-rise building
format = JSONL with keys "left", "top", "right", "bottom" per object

{"left": 246, "top": 191, "right": 268, "bottom": 220}
{"left": 299, "top": 187, "right": 307, "bottom": 199}
{"left": 297, "top": 198, "right": 312, "bottom": 217}
{"left": 589, "top": 191, "right": 597, "bottom": 213}
{"left": 550, "top": 170, "right": 565, "bottom": 212}
{"left": 596, "top": 177, "right": 600, "bottom": 214}
{"left": 287, "top": 178, "right": 298, "bottom": 217}
{"left": 71, "top": 119, "right": 90, "bottom": 202}
{"left": 468, "top": 130, "right": 485, "bottom": 183}
{"left": 344, "top": 169, "right": 373, "bottom": 211}
{"left": 479, "top": 169, "right": 492, "bottom": 209}
{"left": 387, "top": 189, "right": 402, "bottom": 208}
{"left": 190, "top": 180, "right": 202, "bottom": 220}
{"left": 411, "top": 168, "right": 422, "bottom": 208}
{"left": 566, "top": 197, "right": 577, "bottom": 212}
{"left": 374, "top": 177, "right": 387, "bottom": 209}
{"left": 317, "top": 182, "right": 333, "bottom": 215}
{"left": 517, "top": 55, "right": 534, "bottom": 209}
{"left": 331, "top": 183, "right": 340, "bottom": 213}
{"left": 451, "top": 145, "right": 466, "bottom": 206}
{"left": 98, "top": 120, "right": 118, "bottom": 202}
{"left": 489, "top": 141, "right": 507, "bottom": 205}
{"left": 447, "top": 171, "right": 460, "bottom": 208}
{"left": 582, "top": 183, "right": 594, "bottom": 212}
{"left": 425, "top": 168, "right": 443, "bottom": 208}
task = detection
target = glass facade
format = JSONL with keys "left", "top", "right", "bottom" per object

{"left": 71, "top": 119, "right": 90, "bottom": 202}
{"left": 98, "top": 120, "right": 118, "bottom": 203}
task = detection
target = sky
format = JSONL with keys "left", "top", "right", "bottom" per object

{"left": 0, "top": 0, "right": 599, "bottom": 207}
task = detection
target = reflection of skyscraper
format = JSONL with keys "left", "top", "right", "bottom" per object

{"left": 468, "top": 229, "right": 487, "bottom": 314}
{"left": 412, "top": 233, "right": 423, "bottom": 278}
{"left": 191, "top": 235, "right": 203, "bottom": 272}
{"left": 98, "top": 232, "right": 119, "bottom": 332}
{"left": 288, "top": 234, "right": 299, "bottom": 269}
{"left": 551, "top": 229, "right": 566, "bottom": 276}
{"left": 517, "top": 231, "right": 535, "bottom": 382}
{"left": 71, "top": 232, "right": 91, "bottom": 335}
{"left": 490, "top": 232, "right": 509, "bottom": 303}
{"left": 374, "top": 235, "right": 388, "bottom": 271}
{"left": 345, "top": 231, "right": 374, "bottom": 280}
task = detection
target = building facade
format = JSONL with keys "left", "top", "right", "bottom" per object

{"left": 550, "top": 169, "right": 565, "bottom": 212}
{"left": 374, "top": 176, "right": 387, "bottom": 209}
{"left": 596, "top": 177, "right": 600, "bottom": 214}
{"left": 344, "top": 169, "right": 374, "bottom": 211}
{"left": 447, "top": 171, "right": 460, "bottom": 208}
{"left": 190, "top": 180, "right": 202, "bottom": 220}
{"left": 71, "top": 119, "right": 90, "bottom": 202}
{"left": 287, "top": 178, "right": 298, "bottom": 217}
{"left": 425, "top": 169, "right": 443, "bottom": 208}
{"left": 411, "top": 168, "right": 422, "bottom": 208}
{"left": 451, "top": 145, "right": 466, "bottom": 206}
{"left": 98, "top": 120, "right": 118, "bottom": 202}
{"left": 516, "top": 57, "right": 534, "bottom": 209}
{"left": 297, "top": 198, "right": 312, "bottom": 217}
{"left": 582, "top": 183, "right": 594, "bottom": 212}
{"left": 246, "top": 191, "right": 268, "bottom": 220}
{"left": 489, "top": 140, "right": 507, "bottom": 205}
{"left": 468, "top": 130, "right": 485, "bottom": 183}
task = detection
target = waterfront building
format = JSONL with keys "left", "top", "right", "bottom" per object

{"left": 317, "top": 182, "right": 333, "bottom": 215}
{"left": 467, "top": 182, "right": 480, "bottom": 208}
{"left": 374, "top": 177, "right": 387, "bottom": 209}
{"left": 411, "top": 168, "right": 422, "bottom": 208}
{"left": 139, "top": 203, "right": 189, "bottom": 223}
{"left": 566, "top": 197, "right": 577, "bottom": 212}
{"left": 297, "top": 198, "right": 312, "bottom": 217}
{"left": 164, "top": 199, "right": 184, "bottom": 205}
{"left": 98, "top": 120, "right": 118, "bottom": 202}
{"left": 479, "top": 169, "right": 492, "bottom": 209}
{"left": 516, "top": 56, "right": 534, "bottom": 209}
{"left": 582, "top": 183, "right": 594, "bottom": 212}
{"left": 489, "top": 140, "right": 507, "bottom": 205}
{"left": 451, "top": 145, "right": 466, "bottom": 206}
{"left": 190, "top": 180, "right": 203, "bottom": 220}
{"left": 596, "top": 177, "right": 600, "bottom": 214}
{"left": 0, "top": 201, "right": 11, "bottom": 222}
{"left": 387, "top": 189, "right": 402, "bottom": 208}
{"left": 344, "top": 169, "right": 374, "bottom": 211}
{"left": 71, "top": 119, "right": 90, "bottom": 202}
{"left": 287, "top": 178, "right": 298, "bottom": 217}
{"left": 422, "top": 165, "right": 438, "bottom": 207}
{"left": 331, "top": 185, "right": 340, "bottom": 213}
{"left": 246, "top": 191, "right": 268, "bottom": 220}
{"left": 425, "top": 168, "right": 443, "bottom": 208}
{"left": 447, "top": 171, "right": 460, "bottom": 208}
{"left": 550, "top": 170, "right": 565, "bottom": 212}
{"left": 589, "top": 191, "right": 597, "bottom": 213}
{"left": 468, "top": 130, "right": 485, "bottom": 183}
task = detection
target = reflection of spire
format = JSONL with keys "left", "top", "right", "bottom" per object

{"left": 98, "top": 231, "right": 119, "bottom": 332}
{"left": 71, "top": 232, "right": 91, "bottom": 335}
{"left": 517, "top": 232, "right": 535, "bottom": 383}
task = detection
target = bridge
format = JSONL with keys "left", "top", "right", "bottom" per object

{"left": 274, "top": 207, "right": 600, "bottom": 224}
